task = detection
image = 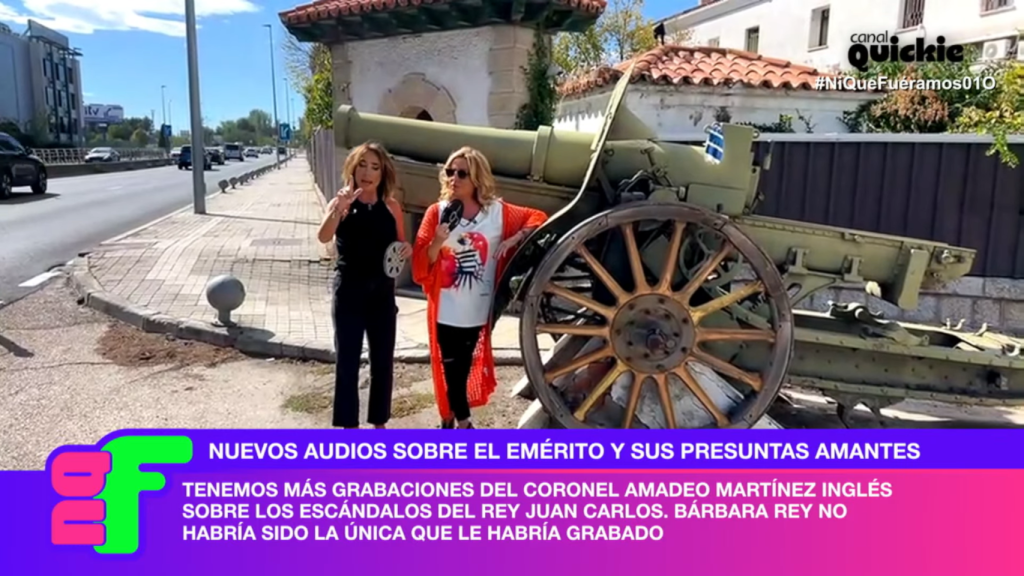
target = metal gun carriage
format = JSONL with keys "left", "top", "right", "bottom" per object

{"left": 334, "top": 64, "right": 1024, "bottom": 429}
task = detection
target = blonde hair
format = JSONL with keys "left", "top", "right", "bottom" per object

{"left": 341, "top": 141, "right": 400, "bottom": 199}
{"left": 438, "top": 146, "right": 498, "bottom": 206}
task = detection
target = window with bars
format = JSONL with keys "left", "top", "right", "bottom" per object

{"left": 982, "top": 0, "right": 1013, "bottom": 12}
{"left": 900, "top": 0, "right": 925, "bottom": 29}
{"left": 708, "top": 37, "right": 720, "bottom": 47}
{"left": 745, "top": 27, "right": 759, "bottom": 53}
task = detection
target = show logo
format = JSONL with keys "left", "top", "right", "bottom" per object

{"left": 49, "top": 435, "right": 193, "bottom": 554}
{"left": 848, "top": 33, "right": 965, "bottom": 72}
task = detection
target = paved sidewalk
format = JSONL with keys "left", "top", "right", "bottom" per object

{"left": 72, "top": 157, "right": 543, "bottom": 361}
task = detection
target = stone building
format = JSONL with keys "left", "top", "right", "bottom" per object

{"left": 279, "top": 0, "right": 605, "bottom": 128}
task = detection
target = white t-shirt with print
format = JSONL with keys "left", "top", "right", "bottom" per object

{"left": 436, "top": 200, "right": 504, "bottom": 328}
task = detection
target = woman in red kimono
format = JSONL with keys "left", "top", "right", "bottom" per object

{"left": 412, "top": 146, "right": 548, "bottom": 429}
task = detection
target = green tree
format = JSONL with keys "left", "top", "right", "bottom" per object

{"left": 130, "top": 128, "right": 149, "bottom": 147}
{"left": 553, "top": 0, "right": 661, "bottom": 76}
{"left": 951, "top": 62, "right": 1024, "bottom": 167}
{"left": 213, "top": 109, "right": 278, "bottom": 146}
{"left": 553, "top": 26, "right": 605, "bottom": 78}
{"left": 301, "top": 46, "right": 333, "bottom": 133}
{"left": 841, "top": 49, "right": 1023, "bottom": 165}
{"left": 282, "top": 30, "right": 332, "bottom": 136}
{"left": 106, "top": 123, "right": 134, "bottom": 141}
{"left": 601, "top": 0, "right": 658, "bottom": 62}
{"left": 515, "top": 29, "right": 559, "bottom": 130}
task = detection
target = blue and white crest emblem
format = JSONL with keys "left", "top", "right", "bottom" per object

{"left": 703, "top": 123, "right": 725, "bottom": 164}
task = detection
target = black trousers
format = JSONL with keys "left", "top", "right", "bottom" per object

{"left": 331, "top": 273, "right": 397, "bottom": 428}
{"left": 436, "top": 323, "right": 483, "bottom": 421}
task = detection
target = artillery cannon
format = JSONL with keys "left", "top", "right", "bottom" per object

{"left": 335, "top": 64, "right": 1024, "bottom": 429}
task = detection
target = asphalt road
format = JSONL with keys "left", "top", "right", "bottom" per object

{"left": 0, "top": 155, "right": 280, "bottom": 304}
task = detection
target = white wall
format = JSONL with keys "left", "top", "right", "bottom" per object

{"left": 665, "top": 0, "right": 1024, "bottom": 72}
{"left": 923, "top": 1, "right": 1023, "bottom": 45}
{"left": 348, "top": 28, "right": 493, "bottom": 126}
{"left": 555, "top": 85, "right": 876, "bottom": 136}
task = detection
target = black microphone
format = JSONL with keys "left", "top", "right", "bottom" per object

{"left": 441, "top": 200, "right": 464, "bottom": 232}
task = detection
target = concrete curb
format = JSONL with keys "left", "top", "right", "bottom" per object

{"left": 67, "top": 155, "right": 527, "bottom": 367}
{"left": 69, "top": 258, "right": 525, "bottom": 366}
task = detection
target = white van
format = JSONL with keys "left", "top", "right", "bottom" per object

{"left": 224, "top": 143, "right": 244, "bottom": 161}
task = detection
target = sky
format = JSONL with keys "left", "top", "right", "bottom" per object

{"left": 0, "top": 0, "right": 694, "bottom": 128}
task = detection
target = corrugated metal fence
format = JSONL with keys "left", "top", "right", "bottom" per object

{"left": 306, "top": 128, "right": 337, "bottom": 203}
{"left": 749, "top": 138, "right": 1024, "bottom": 279}
{"left": 665, "top": 134, "right": 1024, "bottom": 279}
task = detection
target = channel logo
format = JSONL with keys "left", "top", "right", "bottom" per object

{"left": 49, "top": 435, "right": 193, "bottom": 554}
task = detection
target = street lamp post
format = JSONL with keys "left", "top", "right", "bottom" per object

{"left": 161, "top": 85, "right": 166, "bottom": 124}
{"left": 263, "top": 24, "right": 280, "bottom": 164}
{"left": 185, "top": 0, "right": 205, "bottom": 214}
{"left": 284, "top": 76, "right": 292, "bottom": 155}
{"left": 284, "top": 77, "right": 292, "bottom": 129}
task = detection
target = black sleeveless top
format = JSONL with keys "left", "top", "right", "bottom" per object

{"left": 334, "top": 197, "right": 397, "bottom": 282}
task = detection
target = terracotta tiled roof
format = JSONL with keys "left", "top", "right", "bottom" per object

{"left": 281, "top": 0, "right": 606, "bottom": 25}
{"left": 558, "top": 45, "right": 840, "bottom": 97}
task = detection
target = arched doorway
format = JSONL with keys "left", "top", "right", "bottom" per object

{"left": 379, "top": 73, "right": 457, "bottom": 123}
{"left": 399, "top": 106, "right": 434, "bottom": 122}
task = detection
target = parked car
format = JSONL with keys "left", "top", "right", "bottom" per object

{"left": 208, "top": 147, "right": 225, "bottom": 165}
{"left": 223, "top": 143, "right": 244, "bottom": 161}
{"left": 84, "top": 147, "right": 120, "bottom": 163}
{"left": 245, "top": 148, "right": 259, "bottom": 158}
{"left": 170, "top": 147, "right": 182, "bottom": 160}
{"left": 260, "top": 146, "right": 273, "bottom": 155}
{"left": 178, "top": 145, "right": 211, "bottom": 171}
{"left": 0, "top": 131, "right": 47, "bottom": 199}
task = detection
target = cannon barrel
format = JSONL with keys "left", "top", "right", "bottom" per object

{"left": 335, "top": 105, "right": 594, "bottom": 189}
{"left": 334, "top": 105, "right": 760, "bottom": 208}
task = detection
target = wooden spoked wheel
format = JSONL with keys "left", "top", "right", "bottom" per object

{"left": 519, "top": 202, "right": 794, "bottom": 429}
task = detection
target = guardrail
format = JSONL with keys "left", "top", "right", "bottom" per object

{"left": 29, "top": 148, "right": 169, "bottom": 165}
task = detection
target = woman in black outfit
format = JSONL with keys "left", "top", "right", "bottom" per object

{"left": 317, "top": 142, "right": 411, "bottom": 429}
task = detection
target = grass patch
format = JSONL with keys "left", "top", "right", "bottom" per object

{"left": 97, "top": 321, "right": 243, "bottom": 368}
{"left": 309, "top": 363, "right": 334, "bottom": 378}
{"left": 392, "top": 392, "right": 436, "bottom": 418}
{"left": 283, "top": 390, "right": 332, "bottom": 414}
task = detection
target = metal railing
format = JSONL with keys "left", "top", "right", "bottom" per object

{"left": 27, "top": 148, "right": 169, "bottom": 165}
{"left": 307, "top": 128, "right": 339, "bottom": 203}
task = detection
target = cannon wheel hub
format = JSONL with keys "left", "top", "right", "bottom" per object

{"left": 519, "top": 201, "right": 794, "bottom": 429}
{"left": 611, "top": 294, "right": 694, "bottom": 374}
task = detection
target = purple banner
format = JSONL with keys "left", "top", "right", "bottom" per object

{"left": 3, "top": 429, "right": 1024, "bottom": 575}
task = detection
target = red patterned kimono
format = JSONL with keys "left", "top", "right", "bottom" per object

{"left": 412, "top": 200, "right": 548, "bottom": 421}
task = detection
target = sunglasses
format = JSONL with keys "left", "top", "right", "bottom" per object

{"left": 444, "top": 168, "right": 469, "bottom": 179}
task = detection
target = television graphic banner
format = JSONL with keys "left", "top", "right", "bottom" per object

{"left": 3, "top": 429, "right": 1023, "bottom": 575}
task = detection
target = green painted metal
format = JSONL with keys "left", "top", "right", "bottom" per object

{"left": 329, "top": 62, "right": 1024, "bottom": 424}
